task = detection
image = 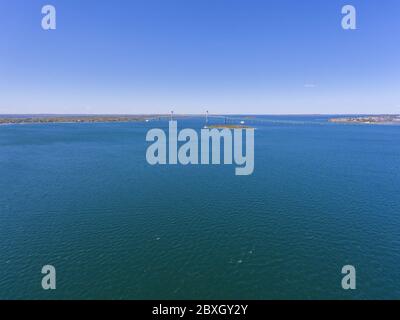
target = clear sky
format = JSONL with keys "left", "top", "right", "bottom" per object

{"left": 0, "top": 0, "right": 399, "bottom": 114}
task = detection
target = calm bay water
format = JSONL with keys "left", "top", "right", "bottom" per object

{"left": 0, "top": 116, "right": 399, "bottom": 299}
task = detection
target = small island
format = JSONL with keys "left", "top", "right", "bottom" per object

{"left": 329, "top": 115, "right": 400, "bottom": 125}
{"left": 206, "top": 124, "right": 253, "bottom": 129}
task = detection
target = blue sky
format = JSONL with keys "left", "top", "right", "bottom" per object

{"left": 0, "top": 0, "right": 399, "bottom": 114}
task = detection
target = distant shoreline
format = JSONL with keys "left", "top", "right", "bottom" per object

{"left": 0, "top": 115, "right": 154, "bottom": 125}
{"left": 1, "top": 113, "right": 400, "bottom": 117}
{"left": 329, "top": 115, "right": 400, "bottom": 125}
{"left": 1, "top": 114, "right": 400, "bottom": 126}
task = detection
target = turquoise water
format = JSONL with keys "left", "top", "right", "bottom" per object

{"left": 0, "top": 116, "right": 399, "bottom": 299}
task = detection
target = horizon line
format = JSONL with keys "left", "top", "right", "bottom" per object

{"left": 1, "top": 113, "right": 399, "bottom": 116}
